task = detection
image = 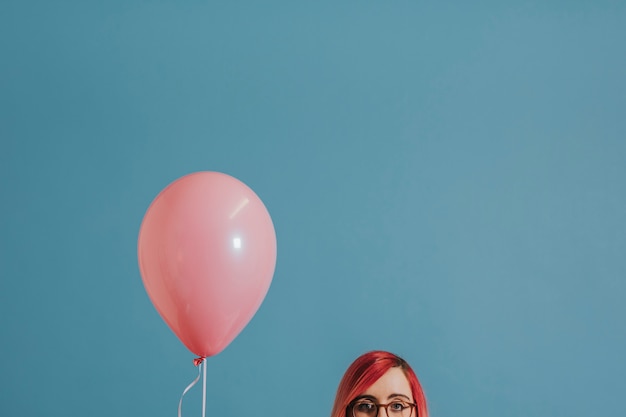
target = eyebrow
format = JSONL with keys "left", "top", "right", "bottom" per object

{"left": 387, "top": 394, "right": 412, "bottom": 401}
{"left": 353, "top": 394, "right": 412, "bottom": 402}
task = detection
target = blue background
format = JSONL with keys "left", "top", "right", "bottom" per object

{"left": 2, "top": 1, "right": 625, "bottom": 416}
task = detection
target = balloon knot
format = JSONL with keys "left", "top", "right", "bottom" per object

{"left": 193, "top": 357, "right": 206, "bottom": 367}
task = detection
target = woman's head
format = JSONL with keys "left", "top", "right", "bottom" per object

{"left": 330, "top": 351, "right": 428, "bottom": 417}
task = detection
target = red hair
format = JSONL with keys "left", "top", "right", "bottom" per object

{"left": 330, "top": 351, "right": 428, "bottom": 417}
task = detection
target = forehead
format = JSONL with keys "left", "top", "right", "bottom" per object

{"left": 361, "top": 367, "right": 413, "bottom": 400}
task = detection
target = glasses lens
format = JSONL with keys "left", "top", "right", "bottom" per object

{"left": 387, "top": 401, "right": 413, "bottom": 417}
{"left": 353, "top": 401, "right": 377, "bottom": 417}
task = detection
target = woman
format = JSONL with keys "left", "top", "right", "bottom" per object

{"left": 330, "top": 351, "right": 428, "bottom": 417}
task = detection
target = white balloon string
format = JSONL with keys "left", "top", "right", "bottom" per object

{"left": 177, "top": 359, "right": 204, "bottom": 417}
{"left": 202, "top": 359, "right": 207, "bottom": 417}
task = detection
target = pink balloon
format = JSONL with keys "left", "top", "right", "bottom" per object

{"left": 137, "top": 172, "right": 277, "bottom": 357}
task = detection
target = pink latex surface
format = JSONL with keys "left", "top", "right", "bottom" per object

{"left": 138, "top": 172, "right": 276, "bottom": 357}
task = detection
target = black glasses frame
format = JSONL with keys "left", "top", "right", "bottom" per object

{"left": 348, "top": 399, "right": 418, "bottom": 417}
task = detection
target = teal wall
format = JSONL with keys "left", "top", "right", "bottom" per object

{"left": 2, "top": 1, "right": 625, "bottom": 416}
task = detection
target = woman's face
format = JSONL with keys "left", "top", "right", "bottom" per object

{"left": 350, "top": 366, "right": 414, "bottom": 417}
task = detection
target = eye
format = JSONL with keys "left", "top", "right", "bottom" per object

{"left": 355, "top": 401, "right": 376, "bottom": 413}
{"left": 389, "top": 401, "right": 409, "bottom": 412}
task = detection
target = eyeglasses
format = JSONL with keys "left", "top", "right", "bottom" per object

{"left": 350, "top": 399, "right": 417, "bottom": 417}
